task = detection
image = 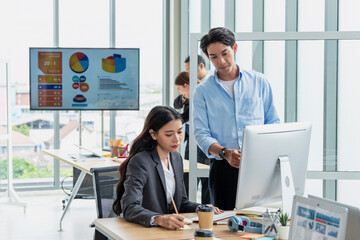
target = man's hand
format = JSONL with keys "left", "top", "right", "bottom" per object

{"left": 224, "top": 149, "right": 241, "bottom": 168}
{"left": 153, "top": 214, "right": 185, "bottom": 230}
{"left": 206, "top": 204, "right": 224, "bottom": 214}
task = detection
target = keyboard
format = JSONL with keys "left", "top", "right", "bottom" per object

{"left": 191, "top": 211, "right": 236, "bottom": 222}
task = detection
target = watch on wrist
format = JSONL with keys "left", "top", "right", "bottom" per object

{"left": 219, "top": 147, "right": 227, "bottom": 158}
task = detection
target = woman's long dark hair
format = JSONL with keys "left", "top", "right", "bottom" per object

{"left": 113, "top": 105, "right": 183, "bottom": 215}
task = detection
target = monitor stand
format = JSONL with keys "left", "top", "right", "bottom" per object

{"left": 278, "top": 156, "right": 295, "bottom": 218}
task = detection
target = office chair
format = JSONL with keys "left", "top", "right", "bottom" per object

{"left": 91, "top": 166, "right": 120, "bottom": 240}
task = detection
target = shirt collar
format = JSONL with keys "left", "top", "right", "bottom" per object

{"left": 213, "top": 65, "right": 243, "bottom": 84}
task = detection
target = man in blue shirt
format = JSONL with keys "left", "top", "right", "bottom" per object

{"left": 192, "top": 27, "right": 280, "bottom": 210}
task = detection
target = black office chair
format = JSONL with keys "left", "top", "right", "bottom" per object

{"left": 91, "top": 166, "right": 120, "bottom": 240}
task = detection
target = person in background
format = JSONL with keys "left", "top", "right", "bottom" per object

{"left": 113, "top": 106, "right": 221, "bottom": 229}
{"left": 173, "top": 71, "right": 212, "bottom": 204}
{"left": 184, "top": 55, "right": 211, "bottom": 82}
{"left": 192, "top": 27, "right": 280, "bottom": 210}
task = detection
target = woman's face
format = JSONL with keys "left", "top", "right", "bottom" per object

{"left": 150, "top": 119, "right": 183, "bottom": 155}
{"left": 176, "top": 83, "right": 189, "bottom": 99}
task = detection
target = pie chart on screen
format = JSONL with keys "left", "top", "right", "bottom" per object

{"left": 69, "top": 52, "right": 89, "bottom": 73}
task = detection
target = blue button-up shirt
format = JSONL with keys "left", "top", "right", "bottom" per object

{"left": 192, "top": 67, "right": 280, "bottom": 160}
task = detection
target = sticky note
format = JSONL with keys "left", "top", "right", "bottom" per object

{"left": 240, "top": 233, "right": 265, "bottom": 239}
{"left": 179, "top": 224, "right": 191, "bottom": 230}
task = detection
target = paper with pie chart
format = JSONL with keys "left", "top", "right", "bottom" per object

{"left": 30, "top": 48, "right": 139, "bottom": 110}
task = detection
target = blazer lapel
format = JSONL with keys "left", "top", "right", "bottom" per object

{"left": 151, "top": 149, "right": 169, "bottom": 211}
{"left": 170, "top": 152, "right": 183, "bottom": 210}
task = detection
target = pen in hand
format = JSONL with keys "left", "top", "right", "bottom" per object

{"left": 169, "top": 190, "right": 179, "bottom": 214}
{"left": 168, "top": 190, "right": 192, "bottom": 228}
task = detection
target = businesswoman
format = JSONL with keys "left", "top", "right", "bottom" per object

{"left": 113, "top": 106, "right": 218, "bottom": 229}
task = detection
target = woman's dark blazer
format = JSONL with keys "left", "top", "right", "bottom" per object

{"left": 120, "top": 149, "right": 199, "bottom": 227}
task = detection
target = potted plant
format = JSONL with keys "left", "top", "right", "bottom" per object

{"left": 277, "top": 210, "right": 289, "bottom": 240}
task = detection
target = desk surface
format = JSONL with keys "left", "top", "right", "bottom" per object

{"left": 42, "top": 148, "right": 119, "bottom": 174}
{"left": 43, "top": 148, "right": 209, "bottom": 174}
{"left": 95, "top": 213, "right": 252, "bottom": 240}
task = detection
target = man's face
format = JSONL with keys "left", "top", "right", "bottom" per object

{"left": 206, "top": 42, "right": 237, "bottom": 77}
{"left": 185, "top": 62, "right": 190, "bottom": 72}
{"left": 184, "top": 61, "right": 204, "bottom": 80}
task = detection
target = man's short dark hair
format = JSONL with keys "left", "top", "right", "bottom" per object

{"left": 184, "top": 55, "right": 206, "bottom": 67}
{"left": 200, "top": 27, "right": 236, "bottom": 56}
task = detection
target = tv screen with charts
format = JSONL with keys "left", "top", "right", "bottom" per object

{"left": 29, "top": 48, "right": 139, "bottom": 110}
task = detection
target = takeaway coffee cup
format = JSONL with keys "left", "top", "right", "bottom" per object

{"left": 194, "top": 229, "right": 214, "bottom": 240}
{"left": 197, "top": 205, "right": 214, "bottom": 230}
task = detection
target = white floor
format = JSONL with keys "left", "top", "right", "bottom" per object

{"left": 0, "top": 185, "right": 203, "bottom": 240}
{"left": 0, "top": 190, "right": 96, "bottom": 240}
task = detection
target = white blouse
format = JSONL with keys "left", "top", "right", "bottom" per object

{"left": 161, "top": 155, "right": 175, "bottom": 204}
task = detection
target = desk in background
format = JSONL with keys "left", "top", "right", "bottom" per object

{"left": 42, "top": 148, "right": 210, "bottom": 230}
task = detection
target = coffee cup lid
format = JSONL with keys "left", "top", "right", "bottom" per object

{"left": 194, "top": 229, "right": 214, "bottom": 237}
{"left": 197, "top": 205, "right": 214, "bottom": 212}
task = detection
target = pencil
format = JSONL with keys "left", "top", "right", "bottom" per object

{"left": 169, "top": 191, "right": 179, "bottom": 214}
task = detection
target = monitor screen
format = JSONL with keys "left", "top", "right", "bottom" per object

{"left": 29, "top": 48, "right": 139, "bottom": 110}
{"left": 235, "top": 122, "right": 312, "bottom": 215}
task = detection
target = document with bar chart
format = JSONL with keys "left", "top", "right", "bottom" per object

{"left": 29, "top": 48, "right": 139, "bottom": 110}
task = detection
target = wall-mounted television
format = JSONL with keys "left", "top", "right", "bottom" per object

{"left": 29, "top": 48, "right": 139, "bottom": 110}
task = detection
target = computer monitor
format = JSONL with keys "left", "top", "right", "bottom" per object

{"left": 29, "top": 48, "right": 140, "bottom": 110}
{"left": 308, "top": 195, "right": 360, "bottom": 239}
{"left": 235, "top": 122, "right": 312, "bottom": 217}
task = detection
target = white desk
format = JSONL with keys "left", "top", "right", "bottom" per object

{"left": 42, "top": 148, "right": 209, "bottom": 230}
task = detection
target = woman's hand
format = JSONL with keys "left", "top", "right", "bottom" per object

{"left": 153, "top": 214, "right": 185, "bottom": 230}
{"left": 206, "top": 204, "right": 224, "bottom": 214}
